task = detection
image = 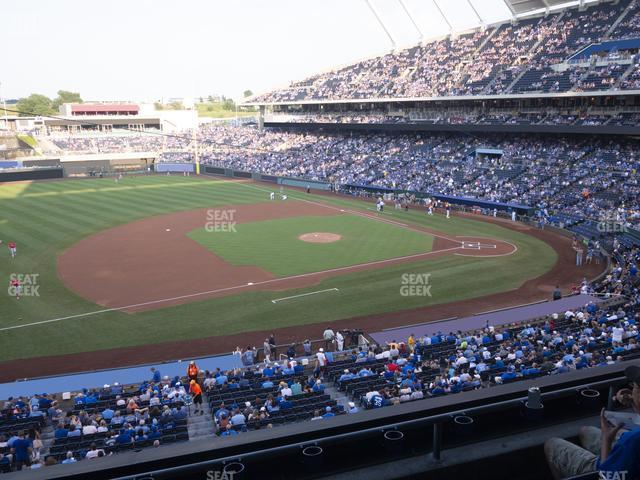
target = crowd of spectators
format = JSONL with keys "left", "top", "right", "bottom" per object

{"left": 195, "top": 127, "right": 640, "bottom": 230}
{"left": 0, "top": 375, "right": 193, "bottom": 471}
{"left": 330, "top": 243, "right": 639, "bottom": 411}
{"left": 0, "top": 238, "right": 637, "bottom": 473}
{"left": 252, "top": 0, "right": 639, "bottom": 102}
{"left": 266, "top": 108, "right": 640, "bottom": 127}
{"left": 45, "top": 124, "right": 640, "bottom": 231}
{"left": 51, "top": 133, "right": 187, "bottom": 154}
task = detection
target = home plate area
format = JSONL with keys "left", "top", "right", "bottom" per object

{"left": 461, "top": 241, "right": 497, "bottom": 250}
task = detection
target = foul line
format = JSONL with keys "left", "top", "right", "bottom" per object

{"left": 2, "top": 183, "right": 513, "bottom": 332}
{"left": 0, "top": 246, "right": 463, "bottom": 332}
{"left": 454, "top": 236, "right": 518, "bottom": 258}
{"left": 235, "top": 182, "right": 463, "bottom": 245}
{"left": 271, "top": 288, "right": 339, "bottom": 304}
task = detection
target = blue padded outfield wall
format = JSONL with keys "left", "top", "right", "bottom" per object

{"left": 155, "top": 162, "right": 195, "bottom": 173}
{"left": 279, "top": 177, "right": 332, "bottom": 190}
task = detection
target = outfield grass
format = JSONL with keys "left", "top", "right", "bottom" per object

{"left": 0, "top": 176, "right": 556, "bottom": 362}
{"left": 188, "top": 214, "right": 434, "bottom": 276}
{"left": 195, "top": 102, "right": 256, "bottom": 118}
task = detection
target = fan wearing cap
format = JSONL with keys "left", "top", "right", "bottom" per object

{"left": 187, "top": 361, "right": 199, "bottom": 383}
{"left": 322, "top": 406, "right": 335, "bottom": 418}
{"left": 189, "top": 380, "right": 203, "bottom": 415}
{"left": 544, "top": 365, "right": 640, "bottom": 479}
{"left": 316, "top": 348, "right": 327, "bottom": 374}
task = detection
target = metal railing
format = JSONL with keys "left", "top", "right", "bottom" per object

{"left": 110, "top": 372, "right": 630, "bottom": 480}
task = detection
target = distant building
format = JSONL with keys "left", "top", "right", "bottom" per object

{"left": 46, "top": 103, "right": 198, "bottom": 134}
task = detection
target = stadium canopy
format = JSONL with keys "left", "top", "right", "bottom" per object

{"left": 503, "top": 0, "right": 594, "bottom": 17}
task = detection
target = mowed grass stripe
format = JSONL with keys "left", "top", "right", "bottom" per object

{"left": 1, "top": 198, "right": 114, "bottom": 239}
{"left": 0, "top": 205, "right": 75, "bottom": 247}
{"left": 104, "top": 180, "right": 264, "bottom": 212}
{"left": 0, "top": 176, "right": 557, "bottom": 362}
{"left": 9, "top": 178, "right": 228, "bottom": 199}
{"left": 189, "top": 214, "right": 435, "bottom": 277}
{"left": 0, "top": 249, "right": 550, "bottom": 358}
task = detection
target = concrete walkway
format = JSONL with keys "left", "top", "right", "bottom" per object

{"left": 0, "top": 352, "right": 241, "bottom": 400}
{"left": 370, "top": 294, "right": 599, "bottom": 344}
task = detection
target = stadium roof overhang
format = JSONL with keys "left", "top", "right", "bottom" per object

{"left": 244, "top": 89, "right": 640, "bottom": 107}
{"left": 503, "top": 0, "right": 596, "bottom": 17}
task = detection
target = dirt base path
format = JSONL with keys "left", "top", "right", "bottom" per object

{"left": 0, "top": 185, "right": 603, "bottom": 381}
{"left": 57, "top": 201, "right": 510, "bottom": 313}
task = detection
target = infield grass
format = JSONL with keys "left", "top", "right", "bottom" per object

{"left": 0, "top": 175, "right": 557, "bottom": 363}
{"left": 188, "top": 214, "right": 434, "bottom": 276}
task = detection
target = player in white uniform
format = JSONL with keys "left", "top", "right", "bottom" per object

{"left": 270, "top": 192, "right": 275, "bottom": 200}
{"left": 281, "top": 194, "right": 288, "bottom": 201}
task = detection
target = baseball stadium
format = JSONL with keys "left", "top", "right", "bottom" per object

{"left": 0, "top": 0, "right": 639, "bottom": 479}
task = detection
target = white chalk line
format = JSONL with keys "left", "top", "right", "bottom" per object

{"left": 454, "top": 235, "right": 518, "bottom": 257}
{"left": 271, "top": 288, "right": 339, "bottom": 304}
{"left": 1, "top": 245, "right": 464, "bottom": 331}
{"left": 237, "top": 181, "right": 465, "bottom": 246}
{"left": 1, "top": 183, "right": 510, "bottom": 331}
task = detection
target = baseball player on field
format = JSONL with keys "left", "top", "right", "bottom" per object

{"left": 10, "top": 277, "right": 21, "bottom": 300}
{"left": 8, "top": 241, "right": 16, "bottom": 258}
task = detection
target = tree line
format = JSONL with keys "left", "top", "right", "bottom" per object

{"left": 14, "top": 90, "right": 83, "bottom": 116}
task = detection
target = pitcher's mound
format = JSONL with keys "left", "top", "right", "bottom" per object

{"left": 299, "top": 232, "right": 342, "bottom": 243}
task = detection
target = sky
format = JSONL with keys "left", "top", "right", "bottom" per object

{"left": 1, "top": 0, "right": 512, "bottom": 103}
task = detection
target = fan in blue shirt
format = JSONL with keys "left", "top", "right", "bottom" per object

{"left": 597, "top": 366, "right": 640, "bottom": 480}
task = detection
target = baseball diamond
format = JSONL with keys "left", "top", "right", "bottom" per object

{"left": 0, "top": 174, "right": 597, "bottom": 372}
{"left": 1, "top": 1, "right": 639, "bottom": 477}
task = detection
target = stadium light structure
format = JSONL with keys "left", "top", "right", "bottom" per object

{"left": 466, "top": 0, "right": 484, "bottom": 25}
{"left": 192, "top": 126, "right": 199, "bottom": 164}
{"left": 397, "top": 0, "right": 424, "bottom": 42}
{"left": 364, "top": 0, "right": 397, "bottom": 50}
{"left": 431, "top": 0, "right": 453, "bottom": 33}
{"left": 0, "top": 82, "right": 7, "bottom": 128}
{"left": 503, "top": 0, "right": 517, "bottom": 20}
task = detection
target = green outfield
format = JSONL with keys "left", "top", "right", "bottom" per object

{"left": 188, "top": 215, "right": 434, "bottom": 276}
{"left": 0, "top": 175, "right": 557, "bottom": 363}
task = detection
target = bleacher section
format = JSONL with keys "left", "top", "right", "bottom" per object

{"left": 253, "top": 0, "right": 640, "bottom": 102}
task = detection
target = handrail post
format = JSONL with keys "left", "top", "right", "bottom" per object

{"left": 607, "top": 384, "right": 615, "bottom": 410}
{"left": 432, "top": 421, "right": 443, "bottom": 463}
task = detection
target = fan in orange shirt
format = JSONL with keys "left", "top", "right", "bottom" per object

{"left": 189, "top": 380, "right": 203, "bottom": 415}
{"left": 187, "top": 361, "right": 199, "bottom": 383}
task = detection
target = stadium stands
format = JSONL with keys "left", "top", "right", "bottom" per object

{"left": 252, "top": 0, "right": 640, "bottom": 102}
{"left": 42, "top": 124, "right": 640, "bottom": 234}
{"left": 0, "top": 241, "right": 637, "bottom": 475}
